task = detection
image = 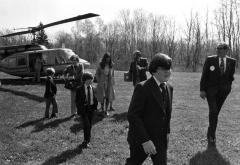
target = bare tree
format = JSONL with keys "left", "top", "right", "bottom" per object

{"left": 192, "top": 15, "right": 202, "bottom": 72}
{"left": 0, "top": 29, "right": 30, "bottom": 46}
{"left": 184, "top": 11, "right": 194, "bottom": 68}
{"left": 119, "top": 9, "right": 132, "bottom": 63}
{"left": 54, "top": 31, "right": 74, "bottom": 49}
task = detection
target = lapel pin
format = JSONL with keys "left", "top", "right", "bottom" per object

{"left": 210, "top": 66, "right": 215, "bottom": 71}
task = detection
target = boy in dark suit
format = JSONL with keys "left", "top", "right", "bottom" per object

{"left": 200, "top": 42, "right": 236, "bottom": 145}
{"left": 126, "top": 53, "right": 173, "bottom": 165}
{"left": 44, "top": 67, "right": 58, "bottom": 119}
{"left": 76, "top": 72, "right": 98, "bottom": 148}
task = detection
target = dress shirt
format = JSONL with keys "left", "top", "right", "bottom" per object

{"left": 218, "top": 57, "right": 226, "bottom": 72}
{"left": 153, "top": 76, "right": 166, "bottom": 92}
{"left": 84, "top": 84, "right": 93, "bottom": 105}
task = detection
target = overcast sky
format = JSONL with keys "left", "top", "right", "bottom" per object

{"left": 0, "top": 0, "right": 220, "bottom": 39}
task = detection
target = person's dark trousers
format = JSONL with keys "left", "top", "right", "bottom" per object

{"left": 206, "top": 86, "right": 230, "bottom": 140}
{"left": 45, "top": 97, "right": 58, "bottom": 117}
{"left": 80, "top": 105, "right": 95, "bottom": 142}
{"left": 125, "top": 136, "right": 167, "bottom": 165}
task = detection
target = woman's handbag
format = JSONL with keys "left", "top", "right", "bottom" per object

{"left": 64, "top": 79, "right": 78, "bottom": 90}
{"left": 124, "top": 71, "right": 132, "bottom": 82}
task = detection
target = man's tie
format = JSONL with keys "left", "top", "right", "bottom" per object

{"left": 220, "top": 58, "right": 225, "bottom": 75}
{"left": 160, "top": 83, "right": 167, "bottom": 109}
{"left": 87, "top": 86, "right": 91, "bottom": 105}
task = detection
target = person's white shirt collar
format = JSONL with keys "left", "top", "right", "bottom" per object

{"left": 84, "top": 84, "right": 93, "bottom": 105}
{"left": 152, "top": 75, "right": 166, "bottom": 86}
{"left": 218, "top": 56, "right": 227, "bottom": 72}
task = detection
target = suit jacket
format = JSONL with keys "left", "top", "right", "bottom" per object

{"left": 44, "top": 76, "right": 57, "bottom": 98}
{"left": 75, "top": 85, "right": 98, "bottom": 114}
{"left": 129, "top": 60, "right": 148, "bottom": 86}
{"left": 127, "top": 77, "right": 173, "bottom": 146}
{"left": 63, "top": 64, "right": 84, "bottom": 85}
{"left": 200, "top": 55, "right": 236, "bottom": 92}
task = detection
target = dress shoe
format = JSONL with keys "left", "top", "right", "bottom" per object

{"left": 71, "top": 114, "right": 77, "bottom": 118}
{"left": 97, "top": 111, "right": 104, "bottom": 116}
{"left": 208, "top": 137, "right": 216, "bottom": 145}
{"left": 104, "top": 111, "right": 110, "bottom": 117}
{"left": 109, "top": 107, "right": 115, "bottom": 111}
{"left": 81, "top": 141, "right": 91, "bottom": 148}
{"left": 50, "top": 114, "right": 57, "bottom": 118}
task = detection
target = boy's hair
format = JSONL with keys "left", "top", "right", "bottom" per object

{"left": 133, "top": 50, "right": 142, "bottom": 61}
{"left": 216, "top": 42, "right": 229, "bottom": 50}
{"left": 69, "top": 55, "right": 80, "bottom": 62}
{"left": 149, "top": 53, "right": 172, "bottom": 74}
{"left": 82, "top": 71, "right": 94, "bottom": 82}
{"left": 46, "top": 67, "right": 55, "bottom": 75}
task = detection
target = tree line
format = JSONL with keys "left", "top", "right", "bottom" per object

{"left": 1, "top": 0, "right": 240, "bottom": 71}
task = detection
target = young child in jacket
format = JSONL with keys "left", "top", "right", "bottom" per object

{"left": 76, "top": 71, "right": 98, "bottom": 148}
{"left": 44, "top": 67, "right": 58, "bottom": 119}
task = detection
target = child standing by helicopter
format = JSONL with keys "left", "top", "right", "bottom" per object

{"left": 44, "top": 67, "right": 58, "bottom": 119}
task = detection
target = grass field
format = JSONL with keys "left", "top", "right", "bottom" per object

{"left": 0, "top": 70, "right": 239, "bottom": 165}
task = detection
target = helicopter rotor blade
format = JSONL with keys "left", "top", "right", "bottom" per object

{"left": 1, "top": 30, "right": 32, "bottom": 37}
{"left": 37, "top": 13, "right": 99, "bottom": 30}
{"left": 1, "top": 13, "right": 100, "bottom": 37}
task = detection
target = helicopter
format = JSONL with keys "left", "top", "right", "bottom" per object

{"left": 0, "top": 13, "right": 99, "bottom": 78}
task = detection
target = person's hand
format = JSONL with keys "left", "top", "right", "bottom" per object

{"left": 142, "top": 140, "right": 157, "bottom": 155}
{"left": 200, "top": 91, "right": 206, "bottom": 100}
{"left": 136, "top": 65, "right": 141, "bottom": 70}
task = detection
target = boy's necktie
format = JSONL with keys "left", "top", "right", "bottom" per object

{"left": 87, "top": 86, "right": 91, "bottom": 105}
{"left": 220, "top": 58, "right": 225, "bottom": 75}
{"left": 160, "top": 83, "right": 167, "bottom": 109}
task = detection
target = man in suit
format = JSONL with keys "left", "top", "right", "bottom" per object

{"left": 64, "top": 56, "right": 84, "bottom": 117}
{"left": 129, "top": 50, "right": 148, "bottom": 86}
{"left": 76, "top": 72, "right": 98, "bottom": 148}
{"left": 200, "top": 42, "right": 236, "bottom": 145}
{"left": 34, "top": 55, "right": 43, "bottom": 83}
{"left": 126, "top": 53, "right": 173, "bottom": 165}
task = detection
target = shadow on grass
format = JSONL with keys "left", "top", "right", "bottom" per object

{"left": 41, "top": 144, "right": 84, "bottom": 165}
{"left": 0, "top": 78, "right": 65, "bottom": 85}
{"left": 111, "top": 112, "right": 128, "bottom": 122}
{"left": 70, "top": 112, "right": 104, "bottom": 134}
{"left": 31, "top": 116, "right": 73, "bottom": 133}
{"left": 16, "top": 117, "right": 45, "bottom": 129}
{"left": 189, "top": 144, "right": 231, "bottom": 165}
{"left": 1, "top": 78, "right": 43, "bottom": 85}
{"left": 0, "top": 87, "right": 45, "bottom": 102}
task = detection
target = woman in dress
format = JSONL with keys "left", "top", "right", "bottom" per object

{"left": 95, "top": 53, "right": 115, "bottom": 116}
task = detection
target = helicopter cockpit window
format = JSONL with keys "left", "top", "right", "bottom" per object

{"left": 55, "top": 55, "right": 66, "bottom": 64}
{"left": 42, "top": 52, "right": 55, "bottom": 65}
{"left": 1, "top": 58, "right": 8, "bottom": 66}
{"left": 8, "top": 57, "right": 16, "bottom": 67}
{"left": 17, "top": 48, "right": 25, "bottom": 52}
{"left": 17, "top": 57, "right": 26, "bottom": 66}
{"left": 6, "top": 49, "right": 15, "bottom": 54}
{"left": 41, "top": 54, "right": 47, "bottom": 64}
